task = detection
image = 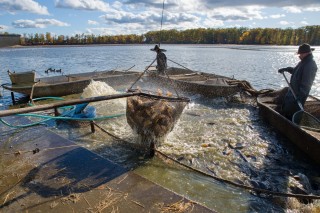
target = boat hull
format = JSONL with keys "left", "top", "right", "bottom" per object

{"left": 2, "top": 71, "right": 141, "bottom": 98}
{"left": 151, "top": 67, "right": 240, "bottom": 98}
{"left": 257, "top": 92, "right": 320, "bottom": 165}
{"left": 3, "top": 68, "right": 241, "bottom": 99}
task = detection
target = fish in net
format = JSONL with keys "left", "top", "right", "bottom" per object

{"left": 126, "top": 94, "right": 189, "bottom": 155}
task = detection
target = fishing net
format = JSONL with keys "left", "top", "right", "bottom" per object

{"left": 292, "top": 110, "right": 320, "bottom": 132}
{"left": 126, "top": 93, "right": 189, "bottom": 151}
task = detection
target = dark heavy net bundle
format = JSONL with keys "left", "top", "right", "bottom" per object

{"left": 126, "top": 95, "right": 188, "bottom": 148}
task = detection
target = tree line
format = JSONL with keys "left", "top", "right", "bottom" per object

{"left": 19, "top": 25, "right": 320, "bottom": 46}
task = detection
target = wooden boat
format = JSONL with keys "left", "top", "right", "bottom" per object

{"left": 257, "top": 89, "right": 320, "bottom": 165}
{"left": 147, "top": 67, "right": 241, "bottom": 98}
{"left": 2, "top": 70, "right": 141, "bottom": 98}
{"left": 2, "top": 67, "right": 242, "bottom": 99}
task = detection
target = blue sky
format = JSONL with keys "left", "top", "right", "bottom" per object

{"left": 0, "top": 0, "right": 320, "bottom": 37}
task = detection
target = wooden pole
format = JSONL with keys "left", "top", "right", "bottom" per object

{"left": 90, "top": 121, "right": 95, "bottom": 133}
{"left": 0, "top": 92, "right": 189, "bottom": 118}
{"left": 0, "top": 92, "right": 140, "bottom": 118}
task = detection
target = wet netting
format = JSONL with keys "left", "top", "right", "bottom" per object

{"left": 292, "top": 108, "right": 320, "bottom": 131}
{"left": 126, "top": 93, "right": 189, "bottom": 152}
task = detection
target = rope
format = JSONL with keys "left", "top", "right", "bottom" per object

{"left": 0, "top": 117, "right": 51, "bottom": 128}
{"left": 0, "top": 93, "right": 127, "bottom": 128}
{"left": 158, "top": 0, "right": 165, "bottom": 47}
{"left": 0, "top": 112, "right": 125, "bottom": 128}
{"left": 162, "top": 69, "right": 181, "bottom": 98}
{"left": 167, "top": 59, "right": 194, "bottom": 71}
{"left": 0, "top": 96, "right": 64, "bottom": 128}
{"left": 127, "top": 58, "right": 157, "bottom": 91}
{"left": 94, "top": 123, "right": 320, "bottom": 200}
{"left": 29, "top": 81, "right": 40, "bottom": 104}
{"left": 31, "top": 96, "right": 65, "bottom": 102}
{"left": 16, "top": 113, "right": 125, "bottom": 121}
{"left": 155, "top": 151, "right": 320, "bottom": 199}
{"left": 28, "top": 96, "right": 66, "bottom": 107}
{"left": 2, "top": 119, "right": 319, "bottom": 200}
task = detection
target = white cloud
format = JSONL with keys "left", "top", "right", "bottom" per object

{"left": 283, "top": 6, "right": 302, "bottom": 13}
{"left": 270, "top": 14, "right": 285, "bottom": 19}
{"left": 4, "top": 0, "right": 317, "bottom": 36}
{"left": 279, "top": 20, "right": 290, "bottom": 25}
{"left": 0, "top": 25, "right": 10, "bottom": 31}
{"left": 51, "top": 0, "right": 320, "bottom": 36}
{"left": 187, "top": 0, "right": 320, "bottom": 8}
{"left": 12, "top": 19, "right": 70, "bottom": 28}
{"left": 207, "top": 6, "right": 264, "bottom": 22}
{"left": 99, "top": 9, "right": 203, "bottom": 34}
{"left": 304, "top": 7, "right": 320, "bottom": 12}
{"left": 202, "top": 18, "right": 224, "bottom": 28}
{"left": 88, "top": 20, "right": 99, "bottom": 25}
{"left": 0, "top": 0, "right": 49, "bottom": 15}
{"left": 112, "top": 1, "right": 123, "bottom": 10}
{"left": 87, "top": 24, "right": 148, "bottom": 35}
{"left": 300, "top": 21, "right": 308, "bottom": 25}
{"left": 55, "top": 0, "right": 112, "bottom": 12}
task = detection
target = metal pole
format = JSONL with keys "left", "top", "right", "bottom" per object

{"left": 10, "top": 92, "right": 16, "bottom": 105}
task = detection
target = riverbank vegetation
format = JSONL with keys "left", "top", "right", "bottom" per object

{"left": 19, "top": 25, "right": 320, "bottom": 46}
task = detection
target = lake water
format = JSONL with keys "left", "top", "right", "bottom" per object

{"left": 1, "top": 44, "right": 319, "bottom": 92}
{"left": 0, "top": 45, "right": 320, "bottom": 212}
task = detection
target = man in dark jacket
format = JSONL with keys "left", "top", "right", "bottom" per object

{"left": 278, "top": 43, "right": 318, "bottom": 119}
{"left": 151, "top": 45, "right": 167, "bottom": 75}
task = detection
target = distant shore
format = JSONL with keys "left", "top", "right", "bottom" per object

{"left": 3, "top": 43, "right": 310, "bottom": 49}
{"left": 5, "top": 43, "right": 150, "bottom": 48}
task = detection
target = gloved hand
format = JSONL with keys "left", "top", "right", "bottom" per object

{"left": 278, "top": 68, "right": 287, "bottom": 73}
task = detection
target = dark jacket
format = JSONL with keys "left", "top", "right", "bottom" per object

{"left": 282, "top": 54, "right": 318, "bottom": 119}
{"left": 156, "top": 52, "right": 167, "bottom": 74}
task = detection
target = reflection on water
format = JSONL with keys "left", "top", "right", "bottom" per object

{"left": 1, "top": 45, "right": 320, "bottom": 212}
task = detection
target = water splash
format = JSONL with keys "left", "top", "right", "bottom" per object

{"left": 81, "top": 80, "right": 126, "bottom": 116}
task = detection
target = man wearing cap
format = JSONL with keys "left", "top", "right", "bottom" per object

{"left": 278, "top": 43, "right": 318, "bottom": 119}
{"left": 151, "top": 45, "right": 167, "bottom": 75}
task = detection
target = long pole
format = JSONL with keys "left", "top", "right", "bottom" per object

{"left": 282, "top": 73, "right": 304, "bottom": 110}
{"left": 159, "top": 0, "right": 165, "bottom": 47}
{"left": 0, "top": 92, "right": 189, "bottom": 118}
{"left": 0, "top": 92, "right": 139, "bottom": 118}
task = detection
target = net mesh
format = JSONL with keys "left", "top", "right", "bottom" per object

{"left": 126, "top": 95, "right": 188, "bottom": 149}
{"left": 292, "top": 111, "right": 320, "bottom": 131}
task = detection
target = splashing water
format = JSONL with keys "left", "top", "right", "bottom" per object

{"left": 81, "top": 80, "right": 126, "bottom": 116}
{"left": 49, "top": 84, "right": 320, "bottom": 212}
